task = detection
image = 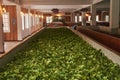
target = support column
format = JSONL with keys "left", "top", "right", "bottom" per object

{"left": 16, "top": 5, "right": 22, "bottom": 40}
{"left": 90, "top": 4, "right": 96, "bottom": 26}
{"left": 70, "top": 13, "right": 73, "bottom": 22}
{"left": 41, "top": 13, "right": 44, "bottom": 27}
{"left": 71, "top": 12, "right": 75, "bottom": 23}
{"left": 110, "top": 0, "right": 120, "bottom": 34}
{"left": 81, "top": 12, "right": 86, "bottom": 26}
{"left": 0, "top": 2, "right": 4, "bottom": 53}
{"left": 28, "top": 8, "right": 31, "bottom": 35}
{"left": 76, "top": 13, "right": 79, "bottom": 23}
{"left": 101, "top": 11, "right": 104, "bottom": 21}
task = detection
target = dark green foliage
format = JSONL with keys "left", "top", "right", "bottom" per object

{"left": 0, "top": 28, "right": 120, "bottom": 80}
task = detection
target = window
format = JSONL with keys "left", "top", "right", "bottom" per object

{"left": 35, "top": 15, "right": 37, "bottom": 25}
{"left": 79, "top": 16, "right": 82, "bottom": 22}
{"left": 31, "top": 15, "right": 33, "bottom": 27}
{"left": 88, "top": 16, "right": 91, "bottom": 21}
{"left": 46, "top": 16, "right": 52, "bottom": 23}
{"left": 96, "top": 15, "right": 99, "bottom": 21}
{"left": 25, "top": 14, "right": 29, "bottom": 29}
{"left": 32, "top": 15, "right": 35, "bottom": 26}
{"left": 2, "top": 12, "right": 10, "bottom": 32}
{"left": 29, "top": 15, "right": 32, "bottom": 27}
{"left": 75, "top": 16, "right": 77, "bottom": 23}
{"left": 50, "top": 16, "right": 53, "bottom": 23}
{"left": 46, "top": 17, "right": 49, "bottom": 23}
{"left": 58, "top": 16, "right": 62, "bottom": 20}
{"left": 37, "top": 17, "right": 39, "bottom": 24}
{"left": 105, "top": 15, "right": 109, "bottom": 22}
{"left": 21, "top": 13, "right": 25, "bottom": 30}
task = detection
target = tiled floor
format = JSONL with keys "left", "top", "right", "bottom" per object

{"left": 0, "top": 41, "right": 20, "bottom": 58}
{"left": 4, "top": 41, "right": 20, "bottom": 52}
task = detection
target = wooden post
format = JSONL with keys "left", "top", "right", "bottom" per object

{"left": 0, "top": 1, "right": 4, "bottom": 53}
{"left": 90, "top": 4, "right": 96, "bottom": 26}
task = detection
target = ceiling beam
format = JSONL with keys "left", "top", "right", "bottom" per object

{"left": 7, "top": 0, "right": 21, "bottom": 4}
{"left": 22, "top": 0, "right": 92, "bottom": 5}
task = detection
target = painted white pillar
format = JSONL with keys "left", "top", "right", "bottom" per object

{"left": 90, "top": 4, "right": 96, "bottom": 26}
{"left": 0, "top": 2, "right": 4, "bottom": 52}
{"left": 28, "top": 8, "right": 31, "bottom": 35}
{"left": 81, "top": 12, "right": 86, "bottom": 26}
{"left": 16, "top": 5, "right": 22, "bottom": 40}
{"left": 110, "top": 0, "right": 120, "bottom": 33}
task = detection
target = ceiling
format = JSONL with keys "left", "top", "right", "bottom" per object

{"left": 6, "top": 0, "right": 104, "bottom": 13}
{"left": 23, "top": 5, "right": 90, "bottom": 13}
{"left": 21, "top": 0, "right": 104, "bottom": 13}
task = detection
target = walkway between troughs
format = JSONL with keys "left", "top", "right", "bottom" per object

{"left": 67, "top": 27, "right": 120, "bottom": 66}
{"left": 0, "top": 27, "right": 45, "bottom": 58}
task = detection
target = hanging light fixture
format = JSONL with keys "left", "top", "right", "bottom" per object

{"left": 1, "top": 4, "right": 6, "bottom": 13}
{"left": 51, "top": 8, "right": 59, "bottom": 14}
{"left": 1, "top": 0, "right": 7, "bottom": 13}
